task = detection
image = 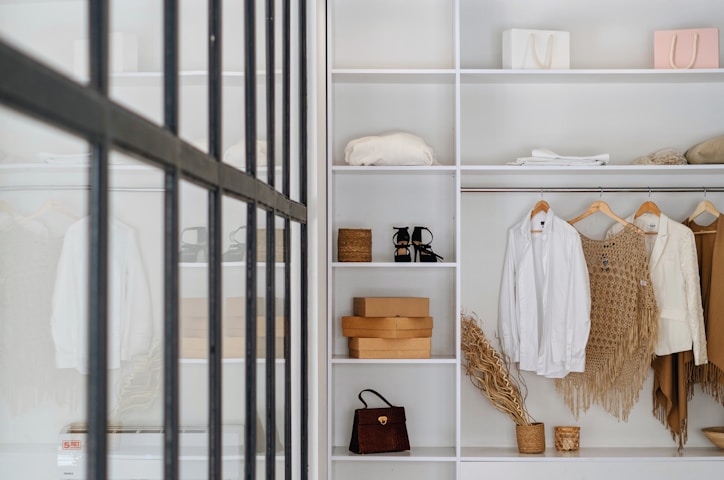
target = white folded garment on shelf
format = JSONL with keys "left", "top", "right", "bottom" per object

{"left": 508, "top": 147, "right": 609, "bottom": 166}
{"left": 344, "top": 131, "right": 435, "bottom": 166}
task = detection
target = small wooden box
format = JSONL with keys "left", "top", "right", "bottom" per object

{"left": 352, "top": 297, "right": 429, "bottom": 317}
{"left": 348, "top": 337, "right": 431, "bottom": 359}
{"left": 342, "top": 316, "right": 433, "bottom": 338}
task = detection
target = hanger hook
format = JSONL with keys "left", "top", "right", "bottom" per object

{"left": 648, "top": 186, "right": 652, "bottom": 198}
{"left": 599, "top": 187, "right": 603, "bottom": 198}
{"left": 540, "top": 188, "right": 544, "bottom": 199}
{"left": 704, "top": 187, "right": 708, "bottom": 199}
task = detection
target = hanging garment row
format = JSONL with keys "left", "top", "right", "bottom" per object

{"left": 496, "top": 196, "right": 723, "bottom": 448}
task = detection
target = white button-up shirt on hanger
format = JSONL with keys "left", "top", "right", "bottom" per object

{"left": 499, "top": 208, "right": 591, "bottom": 378}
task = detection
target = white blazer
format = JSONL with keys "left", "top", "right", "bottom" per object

{"left": 499, "top": 208, "right": 591, "bottom": 378}
{"left": 607, "top": 213, "right": 707, "bottom": 364}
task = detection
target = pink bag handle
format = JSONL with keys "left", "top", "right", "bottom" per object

{"left": 669, "top": 33, "right": 699, "bottom": 69}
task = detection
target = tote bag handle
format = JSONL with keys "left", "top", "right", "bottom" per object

{"left": 530, "top": 33, "right": 555, "bottom": 69}
{"left": 669, "top": 33, "right": 699, "bottom": 69}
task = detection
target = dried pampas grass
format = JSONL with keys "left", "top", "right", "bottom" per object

{"left": 461, "top": 312, "right": 533, "bottom": 426}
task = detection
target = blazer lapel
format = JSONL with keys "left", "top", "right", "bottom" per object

{"left": 649, "top": 213, "right": 669, "bottom": 271}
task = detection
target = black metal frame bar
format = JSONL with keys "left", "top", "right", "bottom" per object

{"left": 0, "top": 0, "right": 309, "bottom": 478}
{"left": 162, "top": 0, "right": 180, "bottom": 479}
{"left": 299, "top": 1, "right": 309, "bottom": 479}
{"left": 87, "top": 2, "right": 110, "bottom": 479}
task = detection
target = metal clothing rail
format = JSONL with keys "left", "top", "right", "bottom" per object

{"left": 461, "top": 186, "right": 724, "bottom": 193}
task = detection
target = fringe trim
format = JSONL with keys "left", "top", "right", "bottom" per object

{"left": 691, "top": 363, "right": 724, "bottom": 406}
{"left": 556, "top": 305, "right": 658, "bottom": 420}
{"left": 652, "top": 394, "right": 688, "bottom": 452}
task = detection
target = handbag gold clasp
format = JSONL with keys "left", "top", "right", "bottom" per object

{"left": 377, "top": 416, "right": 388, "bottom": 426}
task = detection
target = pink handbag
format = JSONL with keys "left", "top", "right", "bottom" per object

{"left": 654, "top": 28, "right": 719, "bottom": 69}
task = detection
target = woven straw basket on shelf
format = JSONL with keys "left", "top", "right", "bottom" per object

{"left": 554, "top": 426, "right": 580, "bottom": 451}
{"left": 515, "top": 422, "right": 545, "bottom": 454}
{"left": 337, "top": 228, "right": 372, "bottom": 262}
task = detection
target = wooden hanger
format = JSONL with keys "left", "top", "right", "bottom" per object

{"left": 687, "top": 199, "right": 720, "bottom": 223}
{"left": 19, "top": 199, "right": 79, "bottom": 224}
{"left": 529, "top": 200, "right": 550, "bottom": 233}
{"left": 687, "top": 199, "right": 720, "bottom": 235}
{"left": 633, "top": 200, "right": 661, "bottom": 235}
{"left": 634, "top": 200, "right": 661, "bottom": 218}
{"left": 568, "top": 200, "right": 629, "bottom": 226}
{"left": 530, "top": 200, "right": 550, "bottom": 218}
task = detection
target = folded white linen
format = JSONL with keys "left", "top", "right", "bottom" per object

{"left": 508, "top": 147, "right": 609, "bottom": 166}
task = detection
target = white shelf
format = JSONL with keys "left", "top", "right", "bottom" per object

{"left": 331, "top": 165, "right": 456, "bottom": 173}
{"left": 180, "top": 358, "right": 286, "bottom": 365}
{"left": 461, "top": 447, "right": 724, "bottom": 461}
{"left": 332, "top": 446, "right": 456, "bottom": 462}
{"left": 180, "top": 262, "right": 286, "bottom": 268}
{"left": 331, "top": 262, "right": 456, "bottom": 268}
{"left": 460, "top": 164, "right": 724, "bottom": 174}
{"left": 331, "top": 355, "right": 456, "bottom": 365}
{"left": 460, "top": 68, "right": 724, "bottom": 84}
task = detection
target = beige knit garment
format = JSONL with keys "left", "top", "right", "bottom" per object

{"left": 556, "top": 224, "right": 659, "bottom": 420}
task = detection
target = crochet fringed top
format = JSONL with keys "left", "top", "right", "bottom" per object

{"left": 556, "top": 224, "right": 658, "bottom": 420}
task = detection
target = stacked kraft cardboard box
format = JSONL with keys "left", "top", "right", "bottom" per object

{"left": 342, "top": 297, "right": 433, "bottom": 359}
{"left": 180, "top": 297, "right": 285, "bottom": 358}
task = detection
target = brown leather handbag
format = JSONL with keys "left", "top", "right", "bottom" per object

{"left": 349, "top": 389, "right": 410, "bottom": 454}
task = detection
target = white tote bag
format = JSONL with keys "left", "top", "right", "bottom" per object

{"left": 502, "top": 29, "right": 570, "bottom": 69}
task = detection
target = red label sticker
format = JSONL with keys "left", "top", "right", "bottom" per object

{"left": 62, "top": 440, "right": 82, "bottom": 450}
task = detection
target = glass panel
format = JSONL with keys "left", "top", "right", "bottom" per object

{"left": 288, "top": 0, "right": 301, "bottom": 203}
{"left": 255, "top": 0, "right": 269, "bottom": 183}
{"left": 107, "top": 150, "right": 164, "bottom": 480}
{"left": 0, "top": 0, "right": 87, "bottom": 82}
{"left": 0, "top": 105, "right": 88, "bottom": 478}
{"left": 179, "top": 0, "right": 209, "bottom": 151}
{"left": 289, "top": 220, "right": 301, "bottom": 478}
{"left": 256, "top": 207, "right": 267, "bottom": 480}
{"left": 273, "top": 0, "right": 284, "bottom": 191}
{"left": 222, "top": 0, "right": 247, "bottom": 174}
{"left": 274, "top": 217, "right": 287, "bottom": 477}
{"left": 109, "top": 0, "right": 164, "bottom": 124}
{"left": 221, "top": 194, "right": 247, "bottom": 480}
{"left": 179, "top": 180, "right": 209, "bottom": 479}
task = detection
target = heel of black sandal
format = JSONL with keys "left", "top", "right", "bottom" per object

{"left": 411, "top": 226, "right": 443, "bottom": 263}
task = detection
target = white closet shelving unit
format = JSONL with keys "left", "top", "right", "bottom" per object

{"left": 326, "top": 1, "right": 724, "bottom": 479}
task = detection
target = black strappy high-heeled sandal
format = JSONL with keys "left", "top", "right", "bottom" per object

{"left": 222, "top": 226, "right": 246, "bottom": 262}
{"left": 180, "top": 226, "right": 208, "bottom": 262}
{"left": 412, "top": 226, "right": 443, "bottom": 263}
{"left": 392, "top": 226, "right": 411, "bottom": 262}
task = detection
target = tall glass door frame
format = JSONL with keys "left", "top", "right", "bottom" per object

{"left": 0, "top": 0, "right": 309, "bottom": 479}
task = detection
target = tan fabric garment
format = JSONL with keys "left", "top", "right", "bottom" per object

{"left": 556, "top": 224, "right": 659, "bottom": 420}
{"left": 652, "top": 351, "right": 693, "bottom": 450}
{"left": 686, "top": 214, "right": 724, "bottom": 404}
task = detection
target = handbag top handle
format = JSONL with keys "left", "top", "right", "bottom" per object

{"left": 357, "top": 389, "right": 395, "bottom": 409}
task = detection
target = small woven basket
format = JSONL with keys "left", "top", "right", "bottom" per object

{"left": 554, "top": 426, "right": 580, "bottom": 451}
{"left": 515, "top": 422, "right": 545, "bottom": 454}
{"left": 337, "top": 228, "right": 372, "bottom": 262}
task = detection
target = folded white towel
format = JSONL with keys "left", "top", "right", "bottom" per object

{"left": 508, "top": 147, "right": 609, "bottom": 166}
{"left": 344, "top": 132, "right": 435, "bottom": 166}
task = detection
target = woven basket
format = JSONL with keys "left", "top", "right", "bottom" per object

{"left": 515, "top": 422, "right": 545, "bottom": 454}
{"left": 338, "top": 228, "right": 372, "bottom": 262}
{"left": 554, "top": 426, "right": 580, "bottom": 451}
